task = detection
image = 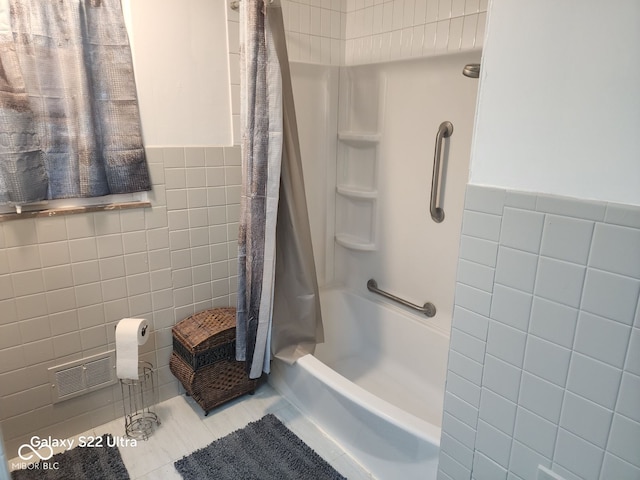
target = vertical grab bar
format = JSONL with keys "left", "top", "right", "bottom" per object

{"left": 430, "top": 121, "right": 453, "bottom": 223}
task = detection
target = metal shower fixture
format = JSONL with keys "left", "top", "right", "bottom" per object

{"left": 462, "top": 63, "right": 481, "bottom": 78}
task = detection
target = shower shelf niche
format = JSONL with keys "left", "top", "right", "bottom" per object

{"left": 334, "top": 68, "right": 385, "bottom": 253}
{"left": 334, "top": 135, "right": 379, "bottom": 251}
{"left": 337, "top": 132, "right": 381, "bottom": 144}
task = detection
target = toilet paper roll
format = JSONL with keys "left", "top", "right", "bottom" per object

{"left": 115, "top": 318, "right": 149, "bottom": 380}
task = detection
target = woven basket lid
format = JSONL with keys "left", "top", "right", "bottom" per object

{"left": 172, "top": 307, "right": 236, "bottom": 351}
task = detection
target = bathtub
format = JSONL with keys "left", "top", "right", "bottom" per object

{"left": 269, "top": 287, "right": 450, "bottom": 480}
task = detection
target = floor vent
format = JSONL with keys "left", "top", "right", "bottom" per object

{"left": 49, "top": 350, "right": 117, "bottom": 403}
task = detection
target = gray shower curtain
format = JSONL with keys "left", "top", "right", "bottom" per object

{"left": 236, "top": 0, "right": 323, "bottom": 379}
{"left": 0, "top": 0, "right": 150, "bottom": 206}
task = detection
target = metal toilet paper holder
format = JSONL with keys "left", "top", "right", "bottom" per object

{"left": 119, "top": 361, "right": 161, "bottom": 440}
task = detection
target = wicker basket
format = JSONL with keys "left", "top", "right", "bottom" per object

{"left": 170, "top": 307, "right": 260, "bottom": 415}
{"left": 172, "top": 307, "right": 237, "bottom": 370}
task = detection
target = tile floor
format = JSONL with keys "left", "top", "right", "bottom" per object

{"left": 8, "top": 383, "right": 374, "bottom": 480}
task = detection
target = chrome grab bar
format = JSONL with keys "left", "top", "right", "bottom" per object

{"left": 367, "top": 279, "right": 436, "bottom": 317}
{"left": 430, "top": 121, "right": 453, "bottom": 223}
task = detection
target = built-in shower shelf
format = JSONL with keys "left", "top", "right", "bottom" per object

{"left": 338, "top": 131, "right": 381, "bottom": 145}
{"left": 335, "top": 234, "right": 376, "bottom": 251}
{"left": 336, "top": 186, "right": 378, "bottom": 199}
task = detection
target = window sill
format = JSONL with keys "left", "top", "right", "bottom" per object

{"left": 0, "top": 201, "right": 151, "bottom": 222}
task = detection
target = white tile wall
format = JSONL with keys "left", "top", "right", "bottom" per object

{"left": 439, "top": 185, "right": 640, "bottom": 480}
{"left": 0, "top": 146, "right": 241, "bottom": 460}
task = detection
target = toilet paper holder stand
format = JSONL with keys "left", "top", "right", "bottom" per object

{"left": 119, "top": 361, "right": 161, "bottom": 440}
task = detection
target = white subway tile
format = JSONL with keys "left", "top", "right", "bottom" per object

{"left": 518, "top": 372, "right": 564, "bottom": 424}
{"left": 434, "top": 19, "right": 449, "bottom": 52}
{"left": 482, "top": 354, "right": 522, "bottom": 402}
{"left": 608, "top": 414, "right": 640, "bottom": 468}
{"left": 555, "top": 429, "right": 604, "bottom": 480}
{"left": 438, "top": 0, "right": 451, "bottom": 19}
{"left": 484, "top": 316, "right": 522, "bottom": 369}
{"left": 476, "top": 419, "right": 512, "bottom": 467}
{"left": 451, "top": 326, "right": 486, "bottom": 363}
{"left": 452, "top": 306, "right": 489, "bottom": 341}
{"left": 473, "top": 452, "right": 507, "bottom": 480}
{"left": 462, "top": 211, "right": 502, "bottom": 241}
{"left": 382, "top": 2, "right": 393, "bottom": 32}
{"left": 321, "top": 36, "right": 332, "bottom": 64}
{"left": 490, "top": 284, "right": 532, "bottom": 332}
{"left": 460, "top": 14, "right": 478, "bottom": 50}
{"left": 390, "top": 29, "right": 403, "bottom": 59}
{"left": 464, "top": 185, "right": 505, "bottom": 215}
{"left": 495, "top": 247, "right": 538, "bottom": 293}
{"left": 455, "top": 283, "right": 492, "bottom": 317}
{"left": 509, "top": 441, "right": 552, "bottom": 480}
{"left": 500, "top": 208, "right": 545, "bottom": 254}
{"left": 601, "top": 452, "right": 640, "bottom": 479}
{"left": 457, "top": 259, "right": 495, "bottom": 292}
{"left": 590, "top": 223, "right": 640, "bottom": 279}
{"left": 392, "top": 0, "right": 404, "bottom": 31}
{"left": 447, "top": 349, "right": 483, "bottom": 385}
{"left": 447, "top": 16, "right": 463, "bottom": 51}
{"left": 442, "top": 413, "right": 476, "bottom": 450}
{"left": 411, "top": 25, "right": 425, "bottom": 57}
{"left": 514, "top": 407, "right": 557, "bottom": 458}
{"left": 451, "top": 0, "right": 464, "bottom": 17}
{"left": 459, "top": 235, "right": 498, "bottom": 268}
{"left": 534, "top": 257, "right": 586, "bottom": 308}
{"left": 523, "top": 335, "right": 571, "bottom": 387}
{"left": 581, "top": 268, "right": 640, "bottom": 325}
{"left": 439, "top": 451, "right": 471, "bottom": 480}
{"left": 423, "top": 21, "right": 436, "bottom": 55}
{"left": 605, "top": 202, "right": 640, "bottom": 229}
{"left": 299, "top": 4, "right": 311, "bottom": 34}
{"left": 446, "top": 371, "right": 481, "bottom": 410}
{"left": 574, "top": 311, "right": 631, "bottom": 368}
{"left": 400, "top": 27, "right": 413, "bottom": 58}
{"left": 414, "top": 0, "right": 427, "bottom": 25}
{"left": 475, "top": 11, "right": 486, "bottom": 47}
{"left": 536, "top": 194, "right": 606, "bottom": 222}
{"left": 333, "top": 9, "right": 345, "bottom": 37}
{"left": 540, "top": 215, "right": 594, "bottom": 265}
{"left": 479, "top": 388, "right": 517, "bottom": 435}
{"left": 440, "top": 432, "right": 474, "bottom": 470}
{"left": 425, "top": 0, "right": 438, "bottom": 23}
{"left": 567, "top": 353, "right": 622, "bottom": 409}
{"left": 529, "top": 298, "right": 578, "bottom": 349}
{"left": 321, "top": 7, "right": 332, "bottom": 36}
{"left": 628, "top": 328, "right": 640, "bottom": 374}
{"left": 403, "top": 0, "right": 416, "bottom": 28}
{"left": 560, "top": 392, "right": 613, "bottom": 449}
{"left": 464, "top": 0, "right": 480, "bottom": 15}
{"left": 444, "top": 392, "right": 478, "bottom": 429}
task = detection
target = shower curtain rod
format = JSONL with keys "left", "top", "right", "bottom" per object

{"left": 230, "top": 0, "right": 274, "bottom": 11}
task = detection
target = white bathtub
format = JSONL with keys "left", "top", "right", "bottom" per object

{"left": 269, "top": 287, "right": 450, "bottom": 480}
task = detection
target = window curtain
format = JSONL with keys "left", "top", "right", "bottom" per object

{"left": 236, "top": 0, "right": 323, "bottom": 379}
{"left": 0, "top": 0, "right": 150, "bottom": 206}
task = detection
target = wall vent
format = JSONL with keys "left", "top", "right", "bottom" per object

{"left": 48, "top": 350, "right": 117, "bottom": 403}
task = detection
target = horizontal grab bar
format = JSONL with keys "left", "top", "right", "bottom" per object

{"left": 367, "top": 279, "right": 436, "bottom": 317}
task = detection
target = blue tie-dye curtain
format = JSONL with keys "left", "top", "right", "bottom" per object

{"left": 0, "top": 0, "right": 150, "bottom": 206}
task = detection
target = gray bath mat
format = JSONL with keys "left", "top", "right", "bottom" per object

{"left": 10, "top": 434, "right": 129, "bottom": 480}
{"left": 175, "top": 414, "right": 346, "bottom": 480}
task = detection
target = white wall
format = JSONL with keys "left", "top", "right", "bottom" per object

{"left": 122, "top": 0, "right": 233, "bottom": 146}
{"left": 470, "top": 0, "right": 640, "bottom": 206}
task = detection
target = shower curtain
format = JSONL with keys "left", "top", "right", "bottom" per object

{"left": 236, "top": 0, "right": 323, "bottom": 379}
{"left": 0, "top": 0, "right": 150, "bottom": 206}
